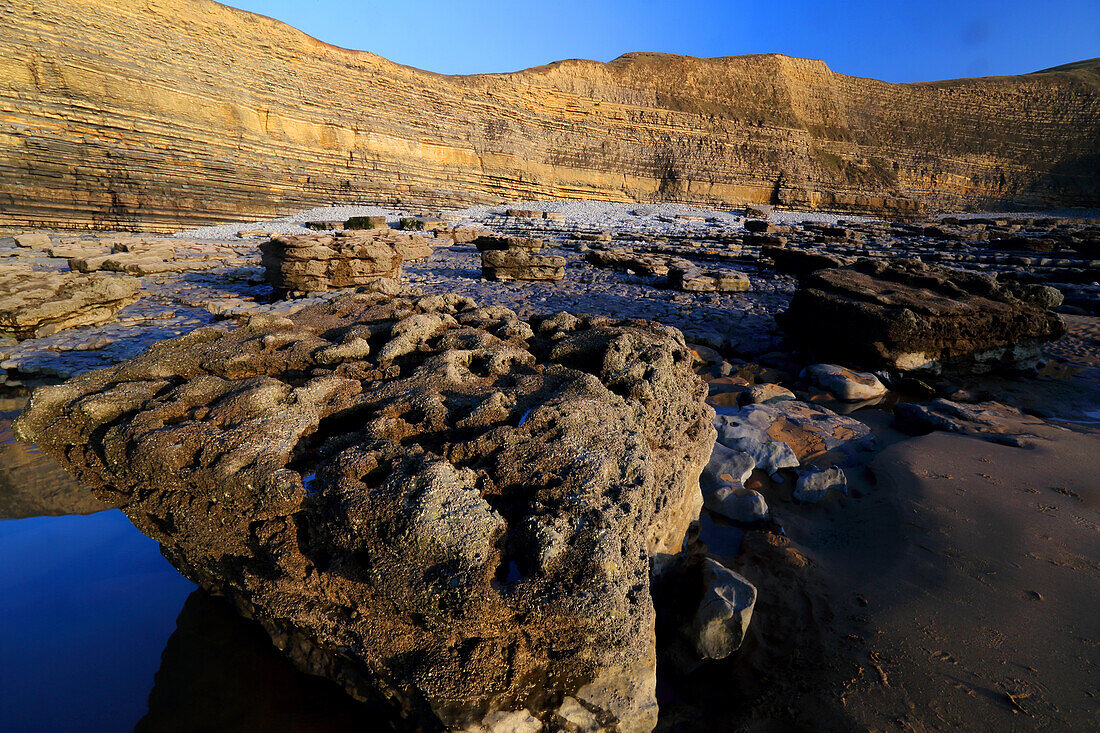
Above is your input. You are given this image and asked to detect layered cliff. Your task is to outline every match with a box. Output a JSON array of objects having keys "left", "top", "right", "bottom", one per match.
[{"left": 1, "top": 0, "right": 1098, "bottom": 231}]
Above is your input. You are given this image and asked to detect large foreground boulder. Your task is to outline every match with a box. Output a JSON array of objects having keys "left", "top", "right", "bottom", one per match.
[
  {"left": 260, "top": 230, "right": 416, "bottom": 292},
  {"left": 15, "top": 293, "right": 716, "bottom": 732},
  {"left": 0, "top": 267, "right": 141, "bottom": 339},
  {"left": 780, "top": 259, "right": 1065, "bottom": 372}
]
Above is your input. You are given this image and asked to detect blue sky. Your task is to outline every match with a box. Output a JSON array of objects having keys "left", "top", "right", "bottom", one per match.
[{"left": 225, "top": 0, "right": 1098, "bottom": 82}]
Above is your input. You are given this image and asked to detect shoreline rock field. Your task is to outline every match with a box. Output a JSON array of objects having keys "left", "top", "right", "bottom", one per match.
[{"left": 2, "top": 200, "right": 1099, "bottom": 732}]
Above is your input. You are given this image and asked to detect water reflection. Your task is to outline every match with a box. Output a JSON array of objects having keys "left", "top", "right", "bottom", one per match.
[
  {"left": 0, "top": 401, "right": 109, "bottom": 520},
  {"left": 138, "top": 591, "right": 392, "bottom": 733},
  {"left": 0, "top": 510, "right": 195, "bottom": 733},
  {"left": 0, "top": 433, "right": 113, "bottom": 519},
  {"left": 0, "top": 406, "right": 401, "bottom": 732}
]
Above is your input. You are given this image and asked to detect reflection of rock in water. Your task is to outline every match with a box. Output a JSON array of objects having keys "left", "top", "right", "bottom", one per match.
[
  {"left": 137, "top": 590, "right": 399, "bottom": 733},
  {"left": 0, "top": 412, "right": 110, "bottom": 518}
]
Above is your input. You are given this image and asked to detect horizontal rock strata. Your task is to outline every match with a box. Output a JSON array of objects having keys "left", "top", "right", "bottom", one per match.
[
  {"left": 15, "top": 293, "right": 716, "bottom": 731},
  {"left": 473, "top": 236, "right": 544, "bottom": 252},
  {"left": 780, "top": 259, "right": 1067, "bottom": 372},
  {"left": 1, "top": 0, "right": 1098, "bottom": 231},
  {"left": 0, "top": 267, "right": 141, "bottom": 339},
  {"left": 584, "top": 251, "right": 691, "bottom": 278}
]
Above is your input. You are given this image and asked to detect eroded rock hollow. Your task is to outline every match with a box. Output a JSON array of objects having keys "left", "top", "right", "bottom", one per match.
[{"left": 15, "top": 291, "right": 716, "bottom": 731}]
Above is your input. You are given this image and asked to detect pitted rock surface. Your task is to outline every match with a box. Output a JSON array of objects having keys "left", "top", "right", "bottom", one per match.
[
  {"left": 780, "top": 258, "right": 1067, "bottom": 372},
  {"left": 0, "top": 267, "right": 141, "bottom": 339},
  {"left": 15, "top": 293, "right": 715, "bottom": 732}
]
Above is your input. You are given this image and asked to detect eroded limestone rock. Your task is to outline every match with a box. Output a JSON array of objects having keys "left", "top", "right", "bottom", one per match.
[
  {"left": 893, "top": 399, "right": 1047, "bottom": 446},
  {"left": 15, "top": 293, "right": 715, "bottom": 732},
  {"left": 804, "top": 364, "right": 888, "bottom": 402},
  {"left": 68, "top": 237, "right": 247, "bottom": 275},
  {"left": 584, "top": 251, "right": 691, "bottom": 278},
  {"left": 0, "top": 267, "right": 141, "bottom": 339},
  {"left": 473, "top": 236, "right": 543, "bottom": 252},
  {"left": 793, "top": 466, "right": 848, "bottom": 504},
  {"left": 713, "top": 400, "right": 874, "bottom": 469}
]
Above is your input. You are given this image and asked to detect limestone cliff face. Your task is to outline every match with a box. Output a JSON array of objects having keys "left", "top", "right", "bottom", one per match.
[{"left": 1, "top": 0, "right": 1097, "bottom": 231}]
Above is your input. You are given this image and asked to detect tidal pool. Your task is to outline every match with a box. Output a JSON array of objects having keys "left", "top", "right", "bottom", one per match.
[{"left": 0, "top": 413, "right": 386, "bottom": 733}]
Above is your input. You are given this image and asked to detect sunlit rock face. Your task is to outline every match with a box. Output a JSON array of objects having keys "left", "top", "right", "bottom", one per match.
[
  {"left": 15, "top": 292, "right": 715, "bottom": 732},
  {"left": 2, "top": 0, "right": 1098, "bottom": 231}
]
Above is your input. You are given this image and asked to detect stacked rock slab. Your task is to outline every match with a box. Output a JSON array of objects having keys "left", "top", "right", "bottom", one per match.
[
  {"left": 481, "top": 249, "right": 566, "bottom": 282},
  {"left": 668, "top": 267, "right": 751, "bottom": 293},
  {"left": 260, "top": 230, "right": 412, "bottom": 292},
  {"left": 780, "top": 258, "right": 1066, "bottom": 372},
  {"left": 15, "top": 293, "right": 716, "bottom": 732},
  {"left": 0, "top": 267, "right": 141, "bottom": 339}
]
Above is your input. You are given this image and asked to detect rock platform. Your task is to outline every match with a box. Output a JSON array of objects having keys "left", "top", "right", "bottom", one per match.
[
  {"left": 781, "top": 258, "right": 1067, "bottom": 372},
  {"left": 0, "top": 266, "right": 141, "bottom": 340}
]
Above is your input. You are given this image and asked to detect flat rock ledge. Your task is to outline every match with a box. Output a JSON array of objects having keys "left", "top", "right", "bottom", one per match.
[
  {"left": 780, "top": 258, "right": 1066, "bottom": 373},
  {"left": 259, "top": 229, "right": 434, "bottom": 292},
  {"left": 15, "top": 292, "right": 716, "bottom": 733},
  {"left": 0, "top": 266, "right": 141, "bottom": 339}
]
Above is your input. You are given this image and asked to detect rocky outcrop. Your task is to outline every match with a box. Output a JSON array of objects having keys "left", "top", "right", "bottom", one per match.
[
  {"left": 1, "top": 0, "right": 1097, "bottom": 231},
  {"left": 0, "top": 266, "right": 141, "bottom": 339},
  {"left": 713, "top": 400, "right": 874, "bottom": 470},
  {"left": 780, "top": 259, "right": 1067, "bottom": 372},
  {"left": 259, "top": 231, "right": 408, "bottom": 292},
  {"left": 762, "top": 246, "right": 855, "bottom": 277},
  {"left": 893, "top": 399, "right": 1048, "bottom": 446},
  {"left": 803, "top": 364, "right": 888, "bottom": 402},
  {"left": 480, "top": 249, "right": 566, "bottom": 282},
  {"left": 15, "top": 293, "right": 716, "bottom": 732}
]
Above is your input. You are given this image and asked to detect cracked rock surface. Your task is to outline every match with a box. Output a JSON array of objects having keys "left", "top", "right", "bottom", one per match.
[{"left": 15, "top": 291, "right": 715, "bottom": 732}]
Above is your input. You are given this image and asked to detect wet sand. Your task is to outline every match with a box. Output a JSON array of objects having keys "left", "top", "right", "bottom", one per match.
[{"left": 659, "top": 377, "right": 1099, "bottom": 731}]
